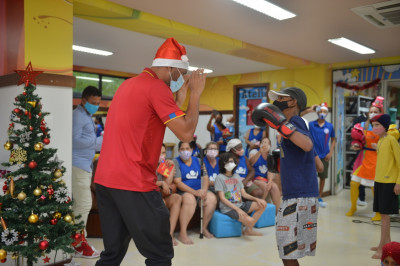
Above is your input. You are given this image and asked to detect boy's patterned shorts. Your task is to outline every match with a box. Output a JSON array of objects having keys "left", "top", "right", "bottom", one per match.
[{"left": 276, "top": 197, "right": 319, "bottom": 260}]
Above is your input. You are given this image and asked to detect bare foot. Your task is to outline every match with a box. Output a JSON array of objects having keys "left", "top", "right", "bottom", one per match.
[
  {"left": 243, "top": 228, "right": 263, "bottom": 236},
  {"left": 371, "top": 252, "right": 382, "bottom": 259},
  {"left": 178, "top": 234, "right": 194, "bottom": 245},
  {"left": 370, "top": 246, "right": 378, "bottom": 251},
  {"left": 172, "top": 237, "right": 178, "bottom": 246},
  {"left": 202, "top": 229, "right": 214, "bottom": 239}
]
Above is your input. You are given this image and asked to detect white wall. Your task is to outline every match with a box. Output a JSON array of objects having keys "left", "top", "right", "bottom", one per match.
[{"left": 0, "top": 85, "right": 73, "bottom": 192}]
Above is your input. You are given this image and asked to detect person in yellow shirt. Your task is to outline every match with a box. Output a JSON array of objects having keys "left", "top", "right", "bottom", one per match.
[{"left": 369, "top": 114, "right": 400, "bottom": 260}]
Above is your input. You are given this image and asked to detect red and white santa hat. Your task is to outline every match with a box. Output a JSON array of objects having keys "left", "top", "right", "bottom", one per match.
[
  {"left": 316, "top": 102, "right": 328, "bottom": 112},
  {"left": 152, "top": 38, "right": 189, "bottom": 70}
]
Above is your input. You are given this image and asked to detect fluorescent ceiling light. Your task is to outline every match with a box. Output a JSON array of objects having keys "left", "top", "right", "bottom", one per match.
[
  {"left": 76, "top": 76, "right": 113, "bottom": 82},
  {"left": 73, "top": 45, "right": 113, "bottom": 56},
  {"left": 328, "top": 37, "right": 375, "bottom": 54},
  {"left": 231, "top": 0, "right": 296, "bottom": 20},
  {"left": 188, "top": 66, "right": 213, "bottom": 74}
]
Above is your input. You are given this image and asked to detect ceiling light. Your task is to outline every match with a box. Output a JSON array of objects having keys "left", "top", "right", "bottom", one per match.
[
  {"left": 188, "top": 66, "right": 213, "bottom": 74},
  {"left": 328, "top": 37, "right": 375, "bottom": 54},
  {"left": 76, "top": 76, "right": 113, "bottom": 82},
  {"left": 231, "top": 0, "right": 296, "bottom": 20},
  {"left": 73, "top": 45, "right": 113, "bottom": 56}
]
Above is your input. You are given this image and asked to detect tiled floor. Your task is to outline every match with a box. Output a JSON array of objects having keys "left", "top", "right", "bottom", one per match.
[{"left": 75, "top": 189, "right": 400, "bottom": 266}]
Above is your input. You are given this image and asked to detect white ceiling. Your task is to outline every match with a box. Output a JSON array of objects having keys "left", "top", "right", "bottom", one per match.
[{"left": 73, "top": 0, "right": 400, "bottom": 77}]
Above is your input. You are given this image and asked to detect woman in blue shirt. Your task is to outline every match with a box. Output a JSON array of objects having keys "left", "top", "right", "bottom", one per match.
[
  {"left": 207, "top": 110, "right": 231, "bottom": 153},
  {"left": 173, "top": 142, "right": 217, "bottom": 244},
  {"left": 203, "top": 141, "right": 220, "bottom": 192}
]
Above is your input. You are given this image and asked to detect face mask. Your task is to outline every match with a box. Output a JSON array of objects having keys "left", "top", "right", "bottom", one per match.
[
  {"left": 159, "top": 155, "right": 166, "bottom": 163},
  {"left": 372, "top": 126, "right": 385, "bottom": 136},
  {"left": 84, "top": 102, "right": 99, "bottom": 115},
  {"left": 224, "top": 162, "right": 236, "bottom": 172},
  {"left": 318, "top": 113, "right": 327, "bottom": 120},
  {"left": 179, "top": 150, "right": 192, "bottom": 161},
  {"left": 207, "top": 149, "right": 218, "bottom": 158},
  {"left": 369, "top": 113, "right": 377, "bottom": 120},
  {"left": 169, "top": 69, "right": 184, "bottom": 93},
  {"left": 273, "top": 100, "right": 291, "bottom": 111}
]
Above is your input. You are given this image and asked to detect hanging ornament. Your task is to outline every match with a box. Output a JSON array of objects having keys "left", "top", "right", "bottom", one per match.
[
  {"left": 43, "top": 137, "right": 50, "bottom": 145},
  {"left": 43, "top": 256, "right": 50, "bottom": 263},
  {"left": 53, "top": 169, "right": 62, "bottom": 179},
  {"left": 17, "top": 191, "right": 26, "bottom": 201},
  {"left": 34, "top": 142, "right": 44, "bottom": 152},
  {"left": 3, "top": 141, "right": 13, "bottom": 150},
  {"left": 24, "top": 110, "right": 28, "bottom": 116},
  {"left": 13, "top": 108, "right": 20, "bottom": 114},
  {"left": 53, "top": 212, "right": 62, "bottom": 220},
  {"left": 54, "top": 187, "right": 69, "bottom": 203},
  {"left": 63, "top": 214, "right": 72, "bottom": 223},
  {"left": 23, "top": 90, "right": 27, "bottom": 96},
  {"left": 2, "top": 184, "right": 7, "bottom": 194},
  {"left": 9, "top": 177, "right": 14, "bottom": 197},
  {"left": 33, "top": 187, "right": 42, "bottom": 196},
  {"left": 58, "top": 179, "right": 66, "bottom": 186},
  {"left": 38, "top": 240, "right": 49, "bottom": 250},
  {"left": 1, "top": 229, "right": 18, "bottom": 246},
  {"left": 15, "top": 61, "right": 43, "bottom": 86},
  {"left": 50, "top": 218, "right": 58, "bottom": 225},
  {"left": 11, "top": 253, "right": 18, "bottom": 260},
  {"left": 39, "top": 195, "right": 46, "bottom": 201},
  {"left": 0, "top": 217, "right": 6, "bottom": 230},
  {"left": 38, "top": 112, "right": 42, "bottom": 117},
  {"left": 20, "top": 131, "right": 32, "bottom": 142},
  {"left": 47, "top": 185, "right": 54, "bottom": 199},
  {"left": 28, "top": 213, "right": 39, "bottom": 224},
  {"left": 28, "top": 160, "right": 37, "bottom": 169},
  {"left": 10, "top": 148, "right": 27, "bottom": 164},
  {"left": 27, "top": 101, "right": 36, "bottom": 108},
  {"left": 0, "top": 250, "right": 5, "bottom": 260},
  {"left": 29, "top": 126, "right": 33, "bottom": 131}
]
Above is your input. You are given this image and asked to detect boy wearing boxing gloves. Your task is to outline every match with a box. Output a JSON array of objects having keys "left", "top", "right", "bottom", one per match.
[{"left": 252, "top": 87, "right": 319, "bottom": 266}]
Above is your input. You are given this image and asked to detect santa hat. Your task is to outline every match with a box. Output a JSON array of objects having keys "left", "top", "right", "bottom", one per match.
[
  {"left": 152, "top": 38, "right": 189, "bottom": 70},
  {"left": 381, "top": 242, "right": 400, "bottom": 265},
  {"left": 316, "top": 102, "right": 328, "bottom": 112},
  {"left": 372, "top": 96, "right": 384, "bottom": 109}
]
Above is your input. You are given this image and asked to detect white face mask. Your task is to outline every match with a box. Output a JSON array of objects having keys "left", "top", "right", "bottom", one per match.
[
  {"left": 224, "top": 162, "right": 236, "bottom": 172},
  {"left": 369, "top": 113, "right": 377, "bottom": 120},
  {"left": 206, "top": 149, "right": 218, "bottom": 158},
  {"left": 179, "top": 150, "right": 192, "bottom": 161}
]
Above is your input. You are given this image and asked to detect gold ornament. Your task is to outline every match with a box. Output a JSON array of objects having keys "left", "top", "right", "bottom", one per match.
[
  {"left": 27, "top": 101, "right": 36, "bottom": 108},
  {"left": 63, "top": 214, "right": 72, "bottom": 223},
  {"left": 33, "top": 187, "right": 42, "bottom": 196},
  {"left": 10, "top": 147, "right": 27, "bottom": 164},
  {"left": 58, "top": 179, "right": 66, "bottom": 186},
  {"left": 10, "top": 177, "right": 15, "bottom": 197},
  {"left": 0, "top": 217, "right": 7, "bottom": 230},
  {"left": 17, "top": 191, "right": 26, "bottom": 201},
  {"left": 11, "top": 253, "right": 18, "bottom": 260},
  {"left": 53, "top": 169, "right": 63, "bottom": 179},
  {"left": 28, "top": 213, "right": 38, "bottom": 224},
  {"left": 0, "top": 249, "right": 6, "bottom": 260},
  {"left": 4, "top": 141, "right": 13, "bottom": 150},
  {"left": 34, "top": 142, "right": 44, "bottom": 152},
  {"left": 53, "top": 212, "right": 62, "bottom": 220}
]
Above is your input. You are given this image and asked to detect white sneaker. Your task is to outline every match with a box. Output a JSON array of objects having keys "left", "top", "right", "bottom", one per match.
[
  {"left": 357, "top": 199, "right": 367, "bottom": 206},
  {"left": 318, "top": 198, "right": 327, "bottom": 208}
]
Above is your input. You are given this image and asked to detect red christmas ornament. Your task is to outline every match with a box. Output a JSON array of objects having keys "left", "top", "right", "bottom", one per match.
[
  {"left": 28, "top": 161, "right": 37, "bottom": 169},
  {"left": 23, "top": 91, "right": 27, "bottom": 96},
  {"left": 43, "top": 256, "right": 50, "bottom": 263},
  {"left": 13, "top": 108, "right": 20, "bottom": 114},
  {"left": 40, "top": 125, "right": 46, "bottom": 132},
  {"left": 40, "top": 195, "right": 46, "bottom": 201},
  {"left": 15, "top": 97, "right": 18, "bottom": 102},
  {"left": 29, "top": 126, "right": 33, "bottom": 131},
  {"left": 47, "top": 188, "right": 54, "bottom": 195},
  {"left": 38, "top": 112, "right": 42, "bottom": 117},
  {"left": 24, "top": 110, "right": 28, "bottom": 116},
  {"left": 15, "top": 61, "right": 43, "bottom": 87},
  {"left": 0, "top": 258, "right": 6, "bottom": 263},
  {"left": 50, "top": 218, "right": 58, "bottom": 225},
  {"left": 2, "top": 185, "right": 7, "bottom": 193},
  {"left": 43, "top": 138, "right": 50, "bottom": 145},
  {"left": 38, "top": 240, "right": 49, "bottom": 250}
]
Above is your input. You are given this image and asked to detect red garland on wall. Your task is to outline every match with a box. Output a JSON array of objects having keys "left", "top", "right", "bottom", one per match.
[{"left": 335, "top": 78, "right": 381, "bottom": 91}]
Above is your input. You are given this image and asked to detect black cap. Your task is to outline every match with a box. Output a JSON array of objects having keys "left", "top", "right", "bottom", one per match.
[
  {"left": 370, "top": 114, "right": 391, "bottom": 131},
  {"left": 268, "top": 87, "right": 307, "bottom": 111}
]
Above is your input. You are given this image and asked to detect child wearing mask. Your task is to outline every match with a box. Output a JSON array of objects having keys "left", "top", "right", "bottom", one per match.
[
  {"left": 203, "top": 142, "right": 220, "bottom": 192},
  {"left": 369, "top": 114, "right": 400, "bottom": 260},
  {"left": 214, "top": 152, "right": 267, "bottom": 236}
]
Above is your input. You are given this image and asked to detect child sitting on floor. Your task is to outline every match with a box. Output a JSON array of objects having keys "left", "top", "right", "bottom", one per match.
[{"left": 214, "top": 152, "right": 267, "bottom": 236}]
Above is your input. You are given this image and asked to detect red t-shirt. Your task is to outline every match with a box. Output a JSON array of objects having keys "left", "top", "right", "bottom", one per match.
[{"left": 94, "top": 68, "right": 184, "bottom": 192}]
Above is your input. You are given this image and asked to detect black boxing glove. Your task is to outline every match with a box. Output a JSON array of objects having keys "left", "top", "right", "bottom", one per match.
[{"left": 251, "top": 103, "right": 297, "bottom": 138}]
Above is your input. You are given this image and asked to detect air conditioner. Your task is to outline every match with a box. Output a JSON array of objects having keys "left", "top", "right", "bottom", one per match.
[{"left": 351, "top": 0, "right": 400, "bottom": 28}]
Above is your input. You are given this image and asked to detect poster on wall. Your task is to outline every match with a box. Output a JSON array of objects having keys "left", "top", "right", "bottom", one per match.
[{"left": 233, "top": 83, "right": 269, "bottom": 149}]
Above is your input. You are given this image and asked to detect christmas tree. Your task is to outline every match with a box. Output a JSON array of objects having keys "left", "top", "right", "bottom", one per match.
[{"left": 0, "top": 63, "right": 83, "bottom": 265}]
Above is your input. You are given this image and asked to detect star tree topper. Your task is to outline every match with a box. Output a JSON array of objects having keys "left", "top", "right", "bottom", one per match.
[{"left": 15, "top": 61, "right": 43, "bottom": 86}]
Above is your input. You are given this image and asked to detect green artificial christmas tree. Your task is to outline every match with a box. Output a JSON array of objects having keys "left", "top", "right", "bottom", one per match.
[{"left": 0, "top": 63, "right": 83, "bottom": 265}]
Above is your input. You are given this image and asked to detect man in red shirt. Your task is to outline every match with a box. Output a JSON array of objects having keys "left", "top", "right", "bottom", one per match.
[{"left": 94, "top": 38, "right": 206, "bottom": 265}]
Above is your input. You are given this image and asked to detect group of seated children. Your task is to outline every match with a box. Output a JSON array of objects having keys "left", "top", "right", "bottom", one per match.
[{"left": 157, "top": 134, "right": 281, "bottom": 245}]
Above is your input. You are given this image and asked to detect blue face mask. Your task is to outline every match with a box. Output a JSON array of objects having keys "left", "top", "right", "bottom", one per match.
[
  {"left": 84, "top": 102, "right": 99, "bottom": 115},
  {"left": 318, "top": 113, "right": 327, "bottom": 120},
  {"left": 169, "top": 69, "right": 184, "bottom": 93}
]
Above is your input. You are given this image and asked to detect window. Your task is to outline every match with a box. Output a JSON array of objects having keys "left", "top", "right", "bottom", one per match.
[{"left": 101, "top": 76, "right": 126, "bottom": 99}]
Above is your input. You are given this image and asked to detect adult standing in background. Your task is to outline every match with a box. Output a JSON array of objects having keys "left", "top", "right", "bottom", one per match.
[
  {"left": 309, "top": 102, "right": 336, "bottom": 208},
  {"left": 72, "top": 85, "right": 103, "bottom": 258},
  {"left": 94, "top": 38, "right": 206, "bottom": 266}
]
